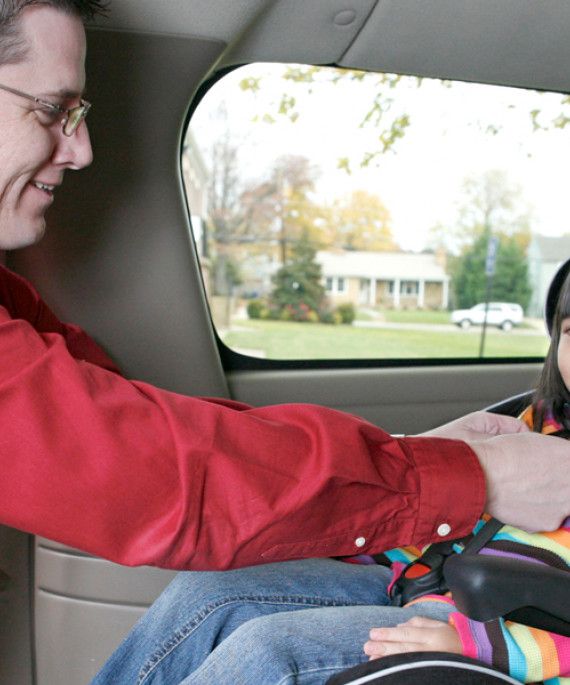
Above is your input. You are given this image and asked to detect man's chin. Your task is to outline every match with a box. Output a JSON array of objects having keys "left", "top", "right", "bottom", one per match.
[{"left": 0, "top": 221, "right": 46, "bottom": 250}]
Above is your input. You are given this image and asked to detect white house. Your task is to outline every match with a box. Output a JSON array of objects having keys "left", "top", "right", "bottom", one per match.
[
  {"left": 317, "top": 249, "right": 450, "bottom": 310},
  {"left": 527, "top": 235, "right": 570, "bottom": 318}
]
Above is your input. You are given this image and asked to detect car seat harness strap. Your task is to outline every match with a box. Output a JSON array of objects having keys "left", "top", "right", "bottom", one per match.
[{"left": 389, "top": 517, "right": 504, "bottom": 606}]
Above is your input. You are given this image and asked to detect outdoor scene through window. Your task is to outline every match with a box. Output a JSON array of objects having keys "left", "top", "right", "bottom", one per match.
[{"left": 182, "top": 63, "right": 570, "bottom": 361}]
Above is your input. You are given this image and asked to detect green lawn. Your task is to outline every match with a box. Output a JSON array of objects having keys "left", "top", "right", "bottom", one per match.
[
  {"left": 380, "top": 309, "right": 452, "bottom": 325},
  {"left": 223, "top": 318, "right": 550, "bottom": 360}
]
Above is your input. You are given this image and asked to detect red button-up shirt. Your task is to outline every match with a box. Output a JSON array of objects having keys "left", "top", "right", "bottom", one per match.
[{"left": 0, "top": 265, "right": 485, "bottom": 570}]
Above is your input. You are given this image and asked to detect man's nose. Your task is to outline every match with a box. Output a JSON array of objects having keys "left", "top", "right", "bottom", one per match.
[{"left": 52, "top": 122, "right": 94, "bottom": 170}]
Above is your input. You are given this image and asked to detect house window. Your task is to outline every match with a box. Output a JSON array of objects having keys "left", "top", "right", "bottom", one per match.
[
  {"left": 325, "top": 277, "right": 347, "bottom": 294},
  {"left": 400, "top": 281, "right": 419, "bottom": 296},
  {"left": 184, "top": 63, "right": 559, "bottom": 361}
]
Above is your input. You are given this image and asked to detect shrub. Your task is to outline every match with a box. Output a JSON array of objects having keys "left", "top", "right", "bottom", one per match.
[
  {"left": 336, "top": 302, "right": 356, "bottom": 324},
  {"left": 285, "top": 301, "right": 317, "bottom": 322},
  {"left": 307, "top": 310, "right": 319, "bottom": 323},
  {"left": 319, "top": 308, "right": 342, "bottom": 325},
  {"left": 266, "top": 304, "right": 283, "bottom": 320},
  {"left": 247, "top": 298, "right": 267, "bottom": 319}
]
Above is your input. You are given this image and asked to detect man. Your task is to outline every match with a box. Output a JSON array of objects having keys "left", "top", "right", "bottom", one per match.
[
  {"left": 2, "top": 3, "right": 570, "bottom": 682},
  {"left": 0, "top": 0, "right": 568, "bottom": 573}
]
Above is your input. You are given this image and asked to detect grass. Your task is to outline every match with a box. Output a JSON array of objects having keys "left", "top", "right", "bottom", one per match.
[
  {"left": 359, "top": 308, "right": 534, "bottom": 327},
  {"left": 381, "top": 309, "right": 451, "bottom": 325},
  {"left": 223, "top": 318, "right": 550, "bottom": 360}
]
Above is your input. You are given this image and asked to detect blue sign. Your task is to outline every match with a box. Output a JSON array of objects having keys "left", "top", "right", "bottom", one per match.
[{"left": 485, "top": 236, "right": 499, "bottom": 276}]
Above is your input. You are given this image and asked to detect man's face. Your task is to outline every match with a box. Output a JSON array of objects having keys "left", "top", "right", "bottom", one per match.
[{"left": 0, "top": 6, "right": 93, "bottom": 250}]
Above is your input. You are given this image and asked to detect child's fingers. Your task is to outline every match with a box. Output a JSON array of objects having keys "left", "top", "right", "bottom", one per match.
[
  {"left": 369, "top": 617, "right": 447, "bottom": 642},
  {"left": 364, "top": 618, "right": 462, "bottom": 660},
  {"left": 363, "top": 637, "right": 422, "bottom": 659}
]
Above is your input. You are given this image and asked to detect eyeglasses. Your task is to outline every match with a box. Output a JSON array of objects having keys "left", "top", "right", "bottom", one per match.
[{"left": 0, "top": 82, "right": 91, "bottom": 136}]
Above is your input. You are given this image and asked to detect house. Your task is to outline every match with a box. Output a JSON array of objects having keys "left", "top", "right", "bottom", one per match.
[
  {"left": 317, "top": 249, "right": 450, "bottom": 310},
  {"left": 527, "top": 235, "right": 570, "bottom": 318}
]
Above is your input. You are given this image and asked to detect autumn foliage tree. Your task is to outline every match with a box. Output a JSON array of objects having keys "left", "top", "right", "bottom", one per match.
[{"left": 324, "top": 190, "right": 397, "bottom": 251}]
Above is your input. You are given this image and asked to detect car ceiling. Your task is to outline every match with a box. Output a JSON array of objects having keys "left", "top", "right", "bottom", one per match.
[{"left": 95, "top": 0, "right": 570, "bottom": 93}]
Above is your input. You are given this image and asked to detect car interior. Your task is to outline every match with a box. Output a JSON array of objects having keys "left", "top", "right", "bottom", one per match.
[{"left": 1, "top": 0, "right": 569, "bottom": 682}]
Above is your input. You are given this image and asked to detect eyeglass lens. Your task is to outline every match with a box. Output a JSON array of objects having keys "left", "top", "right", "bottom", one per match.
[{"left": 63, "top": 104, "right": 90, "bottom": 136}]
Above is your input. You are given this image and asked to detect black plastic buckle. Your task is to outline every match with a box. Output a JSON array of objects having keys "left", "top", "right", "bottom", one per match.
[{"left": 389, "top": 540, "right": 457, "bottom": 607}]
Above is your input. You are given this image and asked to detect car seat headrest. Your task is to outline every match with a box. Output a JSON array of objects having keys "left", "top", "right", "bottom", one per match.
[{"left": 546, "top": 258, "right": 570, "bottom": 338}]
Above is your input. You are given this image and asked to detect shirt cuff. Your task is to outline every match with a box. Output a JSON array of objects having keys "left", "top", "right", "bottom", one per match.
[{"left": 402, "top": 437, "right": 486, "bottom": 546}]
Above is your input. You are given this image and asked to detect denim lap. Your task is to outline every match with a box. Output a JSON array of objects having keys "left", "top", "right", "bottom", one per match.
[
  {"left": 180, "top": 601, "right": 455, "bottom": 685},
  {"left": 91, "top": 558, "right": 451, "bottom": 685}
]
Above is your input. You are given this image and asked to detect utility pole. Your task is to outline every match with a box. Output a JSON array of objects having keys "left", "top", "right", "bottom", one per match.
[{"left": 479, "top": 235, "right": 499, "bottom": 358}]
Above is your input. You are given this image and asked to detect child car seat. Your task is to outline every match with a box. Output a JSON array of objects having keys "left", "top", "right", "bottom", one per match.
[{"left": 327, "top": 258, "right": 570, "bottom": 684}]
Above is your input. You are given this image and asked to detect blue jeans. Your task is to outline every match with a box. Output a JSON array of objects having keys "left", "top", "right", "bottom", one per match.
[{"left": 91, "top": 558, "right": 454, "bottom": 685}]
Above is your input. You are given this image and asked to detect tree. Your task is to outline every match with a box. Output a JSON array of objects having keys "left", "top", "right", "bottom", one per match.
[
  {"left": 240, "top": 66, "right": 416, "bottom": 173},
  {"left": 324, "top": 190, "right": 397, "bottom": 251},
  {"left": 269, "top": 235, "right": 326, "bottom": 319},
  {"left": 455, "top": 170, "right": 531, "bottom": 246},
  {"left": 241, "top": 64, "right": 570, "bottom": 171},
  {"left": 204, "top": 124, "right": 248, "bottom": 296},
  {"left": 450, "top": 233, "right": 531, "bottom": 309},
  {"left": 241, "top": 154, "right": 323, "bottom": 262},
  {"left": 449, "top": 170, "right": 532, "bottom": 309}
]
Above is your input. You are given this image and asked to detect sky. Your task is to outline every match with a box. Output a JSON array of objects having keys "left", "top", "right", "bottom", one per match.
[{"left": 189, "top": 63, "right": 570, "bottom": 252}]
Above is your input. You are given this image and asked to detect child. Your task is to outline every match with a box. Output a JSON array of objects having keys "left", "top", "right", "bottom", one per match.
[{"left": 364, "top": 258, "right": 570, "bottom": 684}]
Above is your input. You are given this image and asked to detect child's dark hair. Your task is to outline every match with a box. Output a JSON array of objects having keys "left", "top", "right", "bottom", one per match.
[{"left": 534, "top": 261, "right": 570, "bottom": 431}]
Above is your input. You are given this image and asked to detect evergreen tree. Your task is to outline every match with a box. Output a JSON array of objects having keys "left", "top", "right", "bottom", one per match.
[
  {"left": 270, "top": 236, "right": 325, "bottom": 318},
  {"left": 450, "top": 232, "right": 531, "bottom": 310}
]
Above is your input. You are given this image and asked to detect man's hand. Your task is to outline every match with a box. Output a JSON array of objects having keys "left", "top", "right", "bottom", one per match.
[
  {"left": 418, "top": 411, "right": 529, "bottom": 442},
  {"left": 363, "top": 617, "right": 462, "bottom": 660},
  {"left": 471, "top": 431, "right": 570, "bottom": 532}
]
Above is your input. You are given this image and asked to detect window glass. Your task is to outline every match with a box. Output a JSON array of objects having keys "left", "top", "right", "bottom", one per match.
[{"left": 183, "top": 63, "right": 570, "bottom": 361}]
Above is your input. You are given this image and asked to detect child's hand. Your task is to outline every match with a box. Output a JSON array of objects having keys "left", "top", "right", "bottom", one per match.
[{"left": 363, "top": 616, "right": 462, "bottom": 660}]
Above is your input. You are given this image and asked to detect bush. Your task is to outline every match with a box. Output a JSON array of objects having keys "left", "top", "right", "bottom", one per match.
[
  {"left": 319, "top": 308, "right": 342, "bottom": 325},
  {"left": 247, "top": 298, "right": 267, "bottom": 320},
  {"left": 266, "top": 304, "right": 283, "bottom": 320},
  {"left": 285, "top": 302, "right": 317, "bottom": 322},
  {"left": 307, "top": 310, "right": 319, "bottom": 323},
  {"left": 336, "top": 302, "right": 356, "bottom": 324}
]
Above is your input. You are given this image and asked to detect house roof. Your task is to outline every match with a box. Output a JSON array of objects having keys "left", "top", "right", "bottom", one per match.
[{"left": 316, "top": 250, "right": 450, "bottom": 282}]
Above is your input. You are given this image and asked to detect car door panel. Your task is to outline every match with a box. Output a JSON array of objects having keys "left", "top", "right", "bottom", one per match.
[{"left": 226, "top": 364, "right": 542, "bottom": 435}]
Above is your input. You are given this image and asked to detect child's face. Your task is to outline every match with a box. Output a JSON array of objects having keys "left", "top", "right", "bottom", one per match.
[{"left": 558, "top": 317, "right": 570, "bottom": 391}]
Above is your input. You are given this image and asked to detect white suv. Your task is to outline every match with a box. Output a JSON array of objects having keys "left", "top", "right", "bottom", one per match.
[{"left": 450, "top": 302, "right": 524, "bottom": 332}]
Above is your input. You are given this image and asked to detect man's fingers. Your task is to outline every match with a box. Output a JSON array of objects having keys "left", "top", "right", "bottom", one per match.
[
  {"left": 481, "top": 412, "right": 530, "bottom": 436},
  {"left": 419, "top": 411, "right": 529, "bottom": 441}
]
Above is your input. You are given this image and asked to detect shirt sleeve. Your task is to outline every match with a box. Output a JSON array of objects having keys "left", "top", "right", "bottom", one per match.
[
  {"left": 0, "top": 268, "right": 485, "bottom": 571},
  {"left": 451, "top": 612, "right": 570, "bottom": 682}
]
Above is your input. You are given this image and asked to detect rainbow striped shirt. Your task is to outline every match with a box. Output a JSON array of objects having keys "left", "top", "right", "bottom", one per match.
[{"left": 382, "top": 406, "right": 570, "bottom": 684}]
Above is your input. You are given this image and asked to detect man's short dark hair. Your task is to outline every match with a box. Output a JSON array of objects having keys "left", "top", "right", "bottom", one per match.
[{"left": 0, "top": 1, "right": 109, "bottom": 65}]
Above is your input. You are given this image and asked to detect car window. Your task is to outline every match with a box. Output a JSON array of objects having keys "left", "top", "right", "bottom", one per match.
[{"left": 182, "top": 63, "right": 570, "bottom": 362}]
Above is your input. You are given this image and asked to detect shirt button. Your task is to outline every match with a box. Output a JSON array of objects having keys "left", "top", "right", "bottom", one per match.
[
  {"left": 355, "top": 536, "right": 366, "bottom": 548},
  {"left": 437, "top": 523, "right": 451, "bottom": 537}
]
